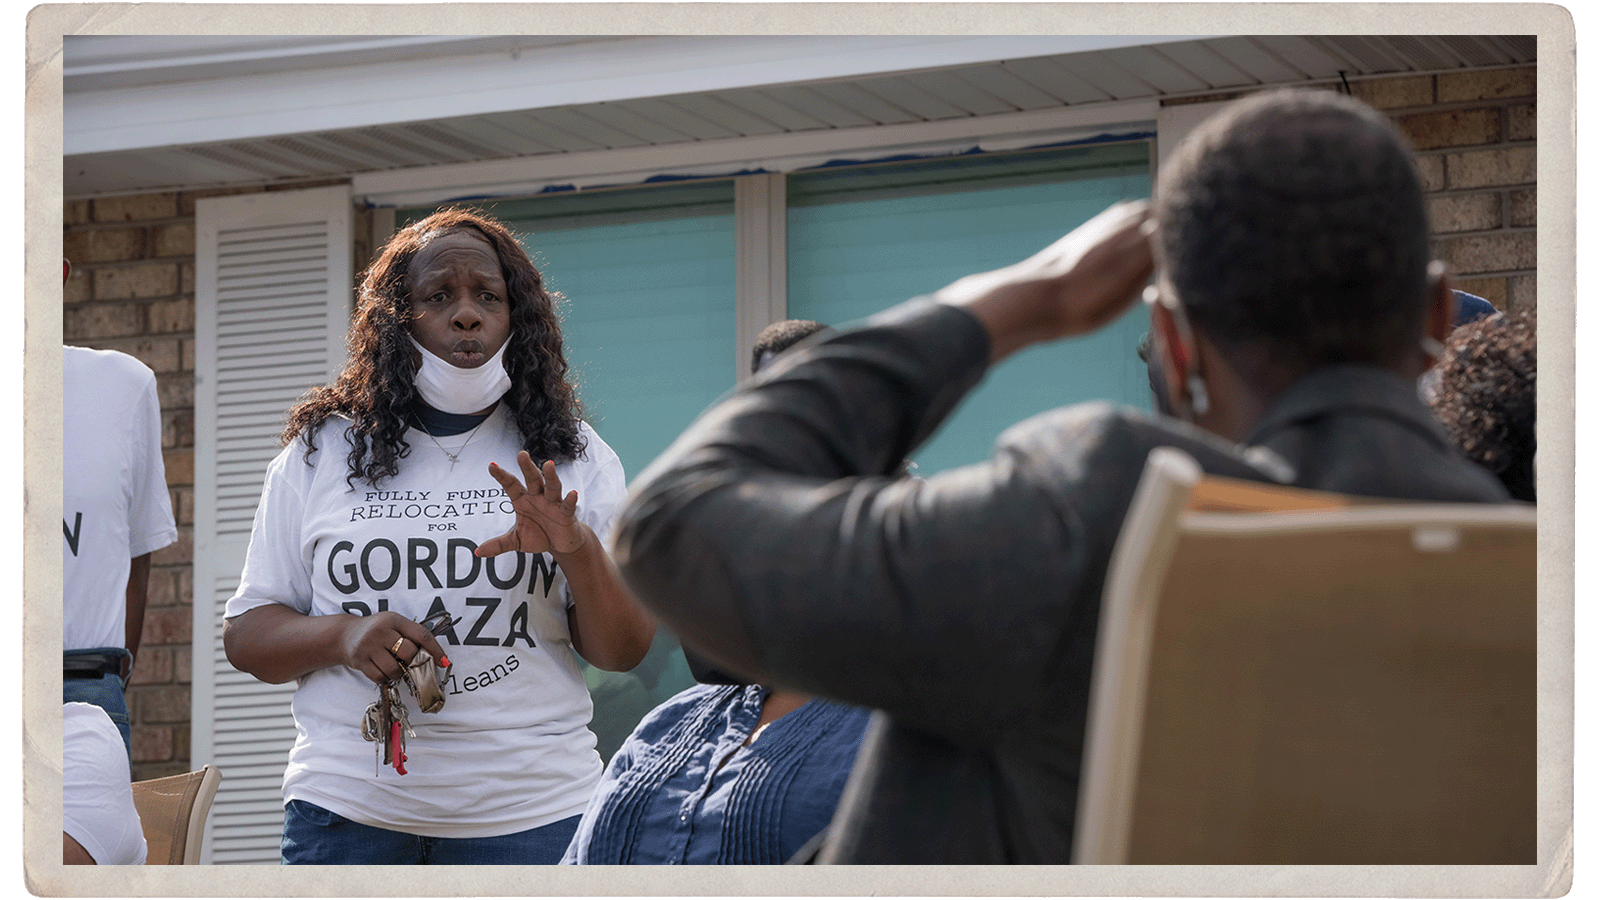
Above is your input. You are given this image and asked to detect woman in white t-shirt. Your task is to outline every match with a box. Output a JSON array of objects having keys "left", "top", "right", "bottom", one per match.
[{"left": 223, "top": 209, "right": 656, "bottom": 864}]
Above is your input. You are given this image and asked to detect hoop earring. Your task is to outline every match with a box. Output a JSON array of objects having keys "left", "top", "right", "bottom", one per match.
[{"left": 1187, "top": 374, "right": 1210, "bottom": 417}]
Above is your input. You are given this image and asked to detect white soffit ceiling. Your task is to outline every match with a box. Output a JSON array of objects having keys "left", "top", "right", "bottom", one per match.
[
  {"left": 65, "top": 36, "right": 1193, "bottom": 153},
  {"left": 63, "top": 34, "right": 1536, "bottom": 199}
]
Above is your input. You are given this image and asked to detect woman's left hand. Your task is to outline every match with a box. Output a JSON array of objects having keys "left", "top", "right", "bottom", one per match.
[
  {"left": 475, "top": 450, "right": 656, "bottom": 670},
  {"left": 476, "top": 451, "right": 586, "bottom": 557}
]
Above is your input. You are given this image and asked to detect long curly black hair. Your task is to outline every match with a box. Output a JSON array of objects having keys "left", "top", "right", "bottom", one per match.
[{"left": 283, "top": 208, "right": 587, "bottom": 487}]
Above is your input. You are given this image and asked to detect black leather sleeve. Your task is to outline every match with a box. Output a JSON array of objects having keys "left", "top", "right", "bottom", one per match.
[
  {"left": 613, "top": 299, "right": 1087, "bottom": 737},
  {"left": 612, "top": 295, "right": 1289, "bottom": 742}
]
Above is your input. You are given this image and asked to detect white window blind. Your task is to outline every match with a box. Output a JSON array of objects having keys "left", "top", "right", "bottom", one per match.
[{"left": 192, "top": 185, "right": 353, "bottom": 864}]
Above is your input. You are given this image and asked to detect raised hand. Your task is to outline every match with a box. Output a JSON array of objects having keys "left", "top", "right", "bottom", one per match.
[
  {"left": 476, "top": 450, "right": 586, "bottom": 557},
  {"left": 934, "top": 200, "right": 1156, "bottom": 362}
]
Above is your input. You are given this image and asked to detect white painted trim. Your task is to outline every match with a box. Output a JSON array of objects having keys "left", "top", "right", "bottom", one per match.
[
  {"left": 1155, "top": 99, "right": 1235, "bottom": 177},
  {"left": 734, "top": 174, "right": 788, "bottom": 384},
  {"left": 67, "top": 35, "right": 1187, "bottom": 155},
  {"left": 65, "top": 36, "right": 541, "bottom": 88},
  {"left": 354, "top": 100, "right": 1160, "bottom": 207}
]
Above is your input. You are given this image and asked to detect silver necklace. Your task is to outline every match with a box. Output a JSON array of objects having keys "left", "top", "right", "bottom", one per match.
[{"left": 414, "top": 416, "right": 481, "bottom": 470}]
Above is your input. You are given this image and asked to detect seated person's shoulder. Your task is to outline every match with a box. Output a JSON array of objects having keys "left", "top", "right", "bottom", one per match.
[
  {"left": 617, "top": 682, "right": 745, "bottom": 752},
  {"left": 996, "top": 402, "right": 1287, "bottom": 486},
  {"left": 63, "top": 703, "right": 147, "bottom": 866},
  {"left": 64, "top": 702, "right": 128, "bottom": 767}
]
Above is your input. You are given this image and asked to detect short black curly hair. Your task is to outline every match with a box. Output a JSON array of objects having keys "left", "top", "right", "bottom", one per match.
[
  {"left": 1427, "top": 308, "right": 1536, "bottom": 501},
  {"left": 751, "top": 319, "right": 833, "bottom": 374},
  {"left": 1155, "top": 89, "right": 1432, "bottom": 383}
]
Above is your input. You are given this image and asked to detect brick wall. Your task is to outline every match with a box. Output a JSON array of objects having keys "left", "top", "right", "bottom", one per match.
[
  {"left": 1352, "top": 65, "right": 1536, "bottom": 312},
  {"left": 1164, "top": 65, "right": 1537, "bottom": 315},
  {"left": 62, "top": 182, "right": 354, "bottom": 780}
]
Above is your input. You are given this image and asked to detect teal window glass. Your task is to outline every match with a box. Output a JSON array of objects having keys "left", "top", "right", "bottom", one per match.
[{"left": 787, "top": 142, "right": 1153, "bottom": 475}]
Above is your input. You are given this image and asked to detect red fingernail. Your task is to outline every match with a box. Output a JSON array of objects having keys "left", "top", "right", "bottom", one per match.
[{"left": 440, "top": 655, "right": 450, "bottom": 667}]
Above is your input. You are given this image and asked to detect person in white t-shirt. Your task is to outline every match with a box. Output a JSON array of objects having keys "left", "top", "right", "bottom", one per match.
[
  {"left": 222, "top": 209, "right": 656, "bottom": 864},
  {"left": 64, "top": 256, "right": 179, "bottom": 755},
  {"left": 63, "top": 702, "right": 147, "bottom": 865}
]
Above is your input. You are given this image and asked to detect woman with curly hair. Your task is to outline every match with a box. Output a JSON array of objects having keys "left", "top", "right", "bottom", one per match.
[
  {"left": 222, "top": 208, "right": 655, "bottom": 864},
  {"left": 1427, "top": 306, "right": 1536, "bottom": 502}
]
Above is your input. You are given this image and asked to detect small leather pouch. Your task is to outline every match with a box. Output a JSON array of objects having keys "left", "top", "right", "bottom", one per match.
[
  {"left": 401, "top": 648, "right": 447, "bottom": 714},
  {"left": 400, "top": 611, "right": 458, "bottom": 714}
]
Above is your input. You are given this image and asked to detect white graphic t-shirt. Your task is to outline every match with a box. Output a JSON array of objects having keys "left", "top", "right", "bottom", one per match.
[
  {"left": 63, "top": 346, "right": 177, "bottom": 651},
  {"left": 225, "top": 407, "right": 625, "bottom": 838}
]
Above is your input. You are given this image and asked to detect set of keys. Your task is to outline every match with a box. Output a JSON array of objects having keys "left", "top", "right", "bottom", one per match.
[
  {"left": 359, "top": 611, "right": 459, "bottom": 777},
  {"left": 361, "top": 682, "right": 414, "bottom": 776}
]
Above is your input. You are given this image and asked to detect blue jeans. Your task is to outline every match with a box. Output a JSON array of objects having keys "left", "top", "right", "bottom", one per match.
[
  {"left": 63, "top": 651, "right": 132, "bottom": 761},
  {"left": 281, "top": 799, "right": 581, "bottom": 864}
]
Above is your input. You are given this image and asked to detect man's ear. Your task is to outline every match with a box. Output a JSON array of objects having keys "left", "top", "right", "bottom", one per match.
[
  {"left": 1150, "top": 301, "right": 1192, "bottom": 406},
  {"left": 1426, "top": 261, "right": 1456, "bottom": 347}
]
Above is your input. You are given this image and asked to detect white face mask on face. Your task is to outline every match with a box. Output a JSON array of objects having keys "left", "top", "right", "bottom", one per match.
[{"left": 410, "top": 336, "right": 513, "bottom": 414}]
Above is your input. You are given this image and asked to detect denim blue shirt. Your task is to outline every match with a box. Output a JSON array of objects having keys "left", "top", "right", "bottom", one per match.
[{"left": 561, "top": 683, "right": 871, "bottom": 864}]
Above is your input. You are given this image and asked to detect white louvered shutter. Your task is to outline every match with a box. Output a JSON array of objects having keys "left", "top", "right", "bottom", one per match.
[{"left": 192, "top": 185, "right": 352, "bottom": 864}]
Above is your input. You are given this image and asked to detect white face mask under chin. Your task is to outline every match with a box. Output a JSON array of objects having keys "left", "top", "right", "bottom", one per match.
[{"left": 410, "top": 337, "right": 513, "bottom": 414}]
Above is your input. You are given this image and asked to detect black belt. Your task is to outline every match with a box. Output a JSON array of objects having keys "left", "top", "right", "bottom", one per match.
[{"left": 64, "top": 651, "right": 123, "bottom": 679}]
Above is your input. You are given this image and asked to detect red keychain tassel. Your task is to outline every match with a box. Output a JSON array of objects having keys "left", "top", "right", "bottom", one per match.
[{"left": 390, "top": 721, "right": 408, "bottom": 775}]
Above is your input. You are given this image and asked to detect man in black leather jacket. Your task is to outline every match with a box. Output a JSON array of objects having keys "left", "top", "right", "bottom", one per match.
[{"left": 610, "top": 89, "right": 1511, "bottom": 863}]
